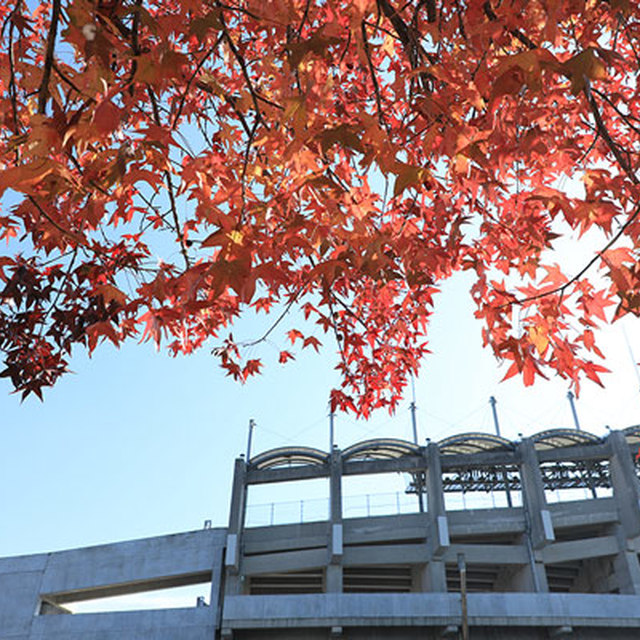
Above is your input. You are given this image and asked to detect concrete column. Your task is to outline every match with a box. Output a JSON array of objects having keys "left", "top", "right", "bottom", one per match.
[
  {"left": 609, "top": 431, "right": 640, "bottom": 536},
  {"left": 607, "top": 430, "right": 640, "bottom": 594},
  {"left": 326, "top": 447, "right": 343, "bottom": 593},
  {"left": 224, "top": 457, "right": 248, "bottom": 596},
  {"left": 423, "top": 442, "right": 448, "bottom": 592},
  {"left": 518, "top": 438, "right": 552, "bottom": 592}
]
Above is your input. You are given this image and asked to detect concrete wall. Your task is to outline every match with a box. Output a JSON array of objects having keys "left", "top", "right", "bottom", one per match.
[
  {"left": 0, "top": 529, "right": 225, "bottom": 640},
  {"left": 4, "top": 428, "right": 640, "bottom": 639}
]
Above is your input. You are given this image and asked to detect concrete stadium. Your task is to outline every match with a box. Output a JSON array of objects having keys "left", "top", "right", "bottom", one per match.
[{"left": 3, "top": 426, "right": 640, "bottom": 639}]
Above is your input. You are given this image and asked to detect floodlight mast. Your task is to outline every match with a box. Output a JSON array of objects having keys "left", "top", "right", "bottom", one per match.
[
  {"left": 246, "top": 419, "right": 256, "bottom": 461},
  {"left": 329, "top": 410, "right": 335, "bottom": 451},
  {"left": 489, "top": 396, "right": 501, "bottom": 437},
  {"left": 408, "top": 376, "right": 425, "bottom": 513},
  {"left": 410, "top": 375, "right": 419, "bottom": 445},
  {"left": 567, "top": 391, "right": 581, "bottom": 431}
]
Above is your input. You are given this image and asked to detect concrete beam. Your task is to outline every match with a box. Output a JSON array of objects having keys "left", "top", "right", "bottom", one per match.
[
  {"left": 32, "top": 606, "right": 214, "bottom": 640},
  {"left": 221, "top": 593, "right": 640, "bottom": 629},
  {"left": 242, "top": 549, "right": 327, "bottom": 576},
  {"left": 44, "top": 571, "right": 213, "bottom": 604},
  {"left": 443, "top": 544, "right": 528, "bottom": 565},
  {"left": 440, "top": 450, "right": 520, "bottom": 469},
  {"left": 246, "top": 465, "right": 329, "bottom": 485},
  {"left": 537, "top": 443, "right": 611, "bottom": 463},
  {"left": 542, "top": 536, "right": 619, "bottom": 565},
  {"left": 244, "top": 533, "right": 329, "bottom": 555},
  {"left": 343, "top": 544, "right": 429, "bottom": 566},
  {"left": 39, "top": 530, "right": 225, "bottom": 598},
  {"left": 342, "top": 457, "right": 425, "bottom": 477},
  {"left": 549, "top": 498, "right": 617, "bottom": 530},
  {"left": 344, "top": 513, "right": 427, "bottom": 544},
  {"left": 448, "top": 508, "right": 525, "bottom": 538}
]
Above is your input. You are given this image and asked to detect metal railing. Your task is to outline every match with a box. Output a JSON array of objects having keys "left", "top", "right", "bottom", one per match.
[{"left": 245, "top": 491, "right": 423, "bottom": 527}]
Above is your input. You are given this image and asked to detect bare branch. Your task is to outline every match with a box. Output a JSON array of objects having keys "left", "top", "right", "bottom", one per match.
[
  {"left": 38, "top": 0, "right": 62, "bottom": 114},
  {"left": 146, "top": 86, "right": 191, "bottom": 269},
  {"left": 361, "top": 20, "right": 390, "bottom": 133},
  {"left": 172, "top": 36, "right": 224, "bottom": 129}
]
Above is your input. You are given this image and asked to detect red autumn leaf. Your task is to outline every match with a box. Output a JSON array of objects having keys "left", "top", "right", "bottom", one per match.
[
  {"left": 86, "top": 320, "right": 120, "bottom": 352},
  {"left": 278, "top": 350, "right": 295, "bottom": 364},
  {"left": 92, "top": 100, "right": 122, "bottom": 135},
  {"left": 242, "top": 358, "right": 263, "bottom": 379},
  {"left": 302, "top": 335, "right": 322, "bottom": 352},
  {"left": 287, "top": 329, "right": 304, "bottom": 345},
  {"left": 1, "top": 0, "right": 637, "bottom": 414}
]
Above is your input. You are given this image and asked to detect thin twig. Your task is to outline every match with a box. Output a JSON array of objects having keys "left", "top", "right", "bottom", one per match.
[
  {"left": 52, "top": 62, "right": 87, "bottom": 98},
  {"left": 296, "top": 0, "right": 311, "bottom": 38},
  {"left": 146, "top": 86, "right": 190, "bottom": 268},
  {"left": 591, "top": 86, "right": 640, "bottom": 138},
  {"left": 27, "top": 196, "right": 85, "bottom": 245},
  {"left": 510, "top": 200, "right": 640, "bottom": 307},
  {"left": 172, "top": 36, "right": 224, "bottom": 129},
  {"left": 240, "top": 289, "right": 303, "bottom": 347},
  {"left": 585, "top": 80, "right": 638, "bottom": 184},
  {"left": 240, "top": 120, "right": 259, "bottom": 221}
]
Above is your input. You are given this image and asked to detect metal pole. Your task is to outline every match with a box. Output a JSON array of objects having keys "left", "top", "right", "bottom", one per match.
[
  {"left": 329, "top": 411, "right": 335, "bottom": 450},
  {"left": 567, "top": 391, "right": 581, "bottom": 430},
  {"left": 458, "top": 553, "right": 469, "bottom": 640},
  {"left": 246, "top": 418, "right": 256, "bottom": 461},
  {"left": 489, "top": 395, "right": 501, "bottom": 437},
  {"left": 410, "top": 401, "right": 419, "bottom": 445},
  {"left": 410, "top": 375, "right": 419, "bottom": 444},
  {"left": 622, "top": 325, "right": 640, "bottom": 393},
  {"left": 410, "top": 376, "right": 425, "bottom": 513},
  {"left": 490, "top": 396, "right": 512, "bottom": 507}
]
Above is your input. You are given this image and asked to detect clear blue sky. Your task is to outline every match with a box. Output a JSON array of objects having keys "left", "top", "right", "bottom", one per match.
[{"left": 2, "top": 267, "right": 640, "bottom": 559}]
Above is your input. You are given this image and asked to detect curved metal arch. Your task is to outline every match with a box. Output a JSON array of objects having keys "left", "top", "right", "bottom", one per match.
[
  {"left": 249, "top": 446, "right": 329, "bottom": 470},
  {"left": 623, "top": 425, "right": 640, "bottom": 447},
  {"left": 341, "top": 438, "right": 421, "bottom": 462},
  {"left": 437, "top": 432, "right": 515, "bottom": 455},
  {"left": 532, "top": 428, "right": 602, "bottom": 450}
]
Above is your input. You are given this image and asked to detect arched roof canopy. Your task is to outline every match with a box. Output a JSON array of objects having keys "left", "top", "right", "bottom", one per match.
[
  {"left": 249, "top": 446, "right": 328, "bottom": 470},
  {"left": 532, "top": 428, "right": 601, "bottom": 451},
  {"left": 623, "top": 425, "right": 640, "bottom": 447},
  {"left": 437, "top": 432, "right": 515, "bottom": 455},
  {"left": 342, "top": 438, "right": 421, "bottom": 462}
]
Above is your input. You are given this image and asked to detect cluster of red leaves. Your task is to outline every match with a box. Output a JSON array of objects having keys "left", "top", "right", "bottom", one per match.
[{"left": 1, "top": 0, "right": 639, "bottom": 414}]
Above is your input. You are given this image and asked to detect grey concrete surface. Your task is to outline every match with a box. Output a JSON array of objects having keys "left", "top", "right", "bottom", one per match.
[{"left": 3, "top": 428, "right": 640, "bottom": 639}]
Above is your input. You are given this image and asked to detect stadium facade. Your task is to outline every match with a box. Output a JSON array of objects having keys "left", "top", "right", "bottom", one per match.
[{"left": 3, "top": 427, "right": 640, "bottom": 639}]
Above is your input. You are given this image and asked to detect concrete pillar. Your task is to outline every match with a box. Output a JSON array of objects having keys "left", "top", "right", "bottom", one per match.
[
  {"left": 326, "top": 447, "right": 343, "bottom": 593},
  {"left": 518, "top": 438, "right": 552, "bottom": 592},
  {"left": 607, "top": 430, "right": 640, "bottom": 594},
  {"left": 224, "top": 457, "right": 248, "bottom": 596},
  {"left": 423, "top": 442, "right": 449, "bottom": 592},
  {"left": 609, "top": 431, "right": 640, "bottom": 536}
]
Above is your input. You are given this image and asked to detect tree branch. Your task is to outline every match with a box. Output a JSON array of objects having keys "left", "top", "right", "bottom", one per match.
[
  {"left": 38, "top": 0, "right": 62, "bottom": 114},
  {"left": 510, "top": 200, "right": 640, "bottom": 307},
  {"left": 146, "top": 86, "right": 190, "bottom": 269},
  {"left": 361, "top": 20, "right": 390, "bottom": 133},
  {"left": 585, "top": 80, "right": 639, "bottom": 184},
  {"left": 172, "top": 37, "right": 223, "bottom": 129}
]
